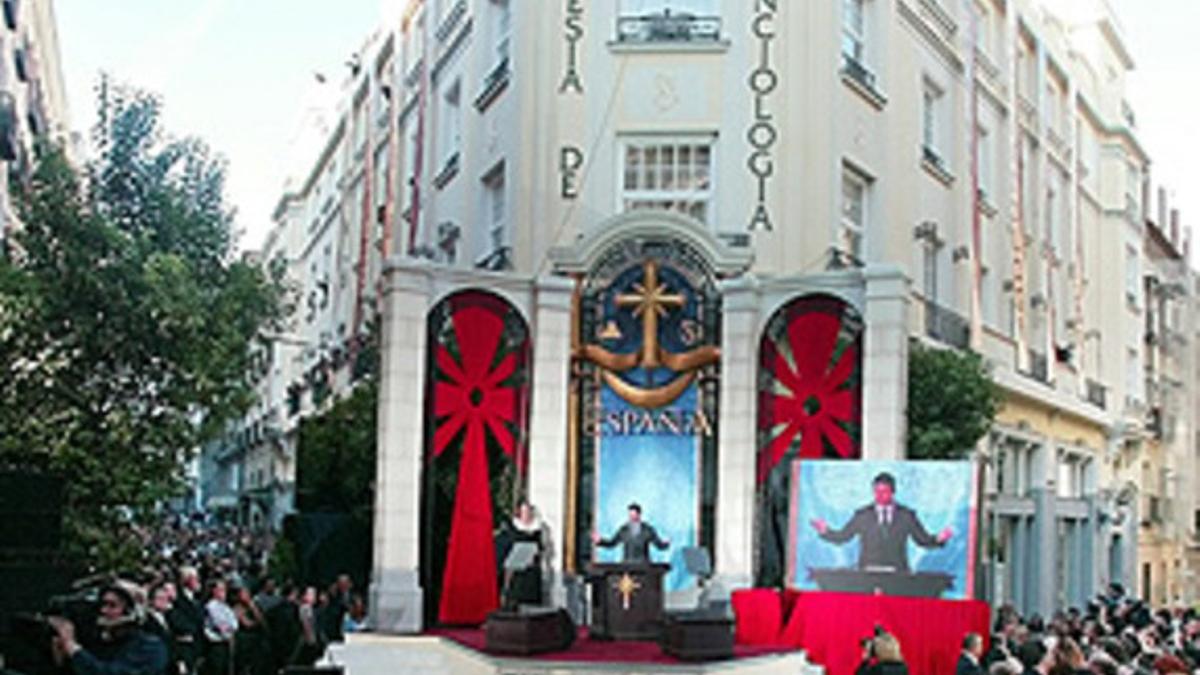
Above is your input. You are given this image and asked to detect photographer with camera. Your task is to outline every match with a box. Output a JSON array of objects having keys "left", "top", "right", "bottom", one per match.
[{"left": 47, "top": 581, "right": 168, "bottom": 675}]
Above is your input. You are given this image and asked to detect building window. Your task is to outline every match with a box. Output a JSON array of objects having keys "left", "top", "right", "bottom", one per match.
[
  {"left": 1126, "top": 347, "right": 1141, "bottom": 407},
  {"left": 620, "top": 136, "right": 714, "bottom": 224},
  {"left": 922, "top": 79, "right": 947, "bottom": 168},
  {"left": 1125, "top": 245, "right": 1140, "bottom": 308},
  {"left": 840, "top": 166, "right": 868, "bottom": 264},
  {"left": 977, "top": 124, "right": 992, "bottom": 200},
  {"left": 617, "top": 0, "right": 721, "bottom": 42},
  {"left": 842, "top": 0, "right": 866, "bottom": 64},
  {"left": 436, "top": 78, "right": 463, "bottom": 183},
  {"left": 481, "top": 164, "right": 507, "bottom": 258},
  {"left": 492, "top": 0, "right": 511, "bottom": 63}
]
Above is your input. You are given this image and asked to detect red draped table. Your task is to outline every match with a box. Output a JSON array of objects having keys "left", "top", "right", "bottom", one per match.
[{"left": 732, "top": 589, "right": 990, "bottom": 675}]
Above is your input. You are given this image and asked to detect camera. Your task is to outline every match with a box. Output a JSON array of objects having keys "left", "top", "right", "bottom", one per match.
[{"left": 3, "top": 589, "right": 100, "bottom": 675}]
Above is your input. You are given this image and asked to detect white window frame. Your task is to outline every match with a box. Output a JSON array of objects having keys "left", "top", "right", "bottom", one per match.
[
  {"left": 977, "top": 123, "right": 993, "bottom": 199},
  {"left": 480, "top": 163, "right": 507, "bottom": 259},
  {"left": 922, "top": 78, "right": 946, "bottom": 163},
  {"left": 840, "top": 165, "right": 869, "bottom": 263},
  {"left": 617, "top": 134, "right": 717, "bottom": 226},
  {"left": 1125, "top": 244, "right": 1141, "bottom": 308},
  {"left": 439, "top": 77, "right": 462, "bottom": 168},
  {"left": 491, "top": 0, "right": 511, "bottom": 65},
  {"left": 842, "top": 0, "right": 866, "bottom": 64}
]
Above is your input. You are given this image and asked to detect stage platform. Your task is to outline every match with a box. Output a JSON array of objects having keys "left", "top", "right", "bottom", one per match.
[{"left": 332, "top": 629, "right": 822, "bottom": 675}]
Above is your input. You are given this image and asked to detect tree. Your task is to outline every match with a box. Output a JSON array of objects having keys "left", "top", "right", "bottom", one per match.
[
  {"left": 906, "top": 342, "right": 1000, "bottom": 460},
  {"left": 0, "top": 78, "right": 285, "bottom": 571}
]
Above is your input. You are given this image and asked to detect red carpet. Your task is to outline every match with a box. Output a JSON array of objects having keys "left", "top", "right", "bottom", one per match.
[{"left": 428, "top": 627, "right": 795, "bottom": 664}]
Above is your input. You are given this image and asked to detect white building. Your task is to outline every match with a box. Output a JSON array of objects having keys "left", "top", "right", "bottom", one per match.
[{"left": 216, "top": 0, "right": 1198, "bottom": 625}]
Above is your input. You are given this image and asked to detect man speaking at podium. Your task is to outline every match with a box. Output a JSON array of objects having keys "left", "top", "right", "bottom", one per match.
[
  {"left": 592, "top": 502, "right": 670, "bottom": 562},
  {"left": 810, "top": 472, "right": 952, "bottom": 572}
]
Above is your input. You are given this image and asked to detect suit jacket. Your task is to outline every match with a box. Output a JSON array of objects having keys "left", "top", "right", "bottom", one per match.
[
  {"left": 166, "top": 592, "right": 204, "bottom": 671},
  {"left": 819, "top": 502, "right": 942, "bottom": 572},
  {"left": 956, "top": 653, "right": 983, "bottom": 675},
  {"left": 597, "top": 522, "right": 668, "bottom": 563}
]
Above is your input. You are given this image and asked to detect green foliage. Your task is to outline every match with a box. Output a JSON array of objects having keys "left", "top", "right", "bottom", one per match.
[
  {"left": 268, "top": 536, "right": 300, "bottom": 584},
  {"left": 0, "top": 77, "right": 285, "bottom": 570},
  {"left": 295, "top": 330, "right": 379, "bottom": 523},
  {"left": 906, "top": 342, "right": 1000, "bottom": 460}
]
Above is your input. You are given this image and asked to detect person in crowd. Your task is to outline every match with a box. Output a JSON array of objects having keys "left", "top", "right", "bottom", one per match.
[
  {"left": 230, "top": 586, "right": 270, "bottom": 675},
  {"left": 167, "top": 568, "right": 204, "bottom": 675},
  {"left": 866, "top": 633, "right": 909, "bottom": 675},
  {"left": 292, "top": 587, "right": 324, "bottom": 667},
  {"left": 48, "top": 581, "right": 169, "bottom": 675},
  {"left": 251, "top": 578, "right": 281, "bottom": 615},
  {"left": 343, "top": 594, "right": 368, "bottom": 634},
  {"left": 202, "top": 581, "right": 237, "bottom": 675},
  {"left": 265, "top": 584, "right": 301, "bottom": 675},
  {"left": 958, "top": 633, "right": 985, "bottom": 675},
  {"left": 145, "top": 582, "right": 179, "bottom": 675},
  {"left": 321, "top": 575, "right": 353, "bottom": 644}
]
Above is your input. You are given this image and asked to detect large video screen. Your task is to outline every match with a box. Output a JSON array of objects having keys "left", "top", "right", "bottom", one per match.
[{"left": 789, "top": 459, "right": 978, "bottom": 600}]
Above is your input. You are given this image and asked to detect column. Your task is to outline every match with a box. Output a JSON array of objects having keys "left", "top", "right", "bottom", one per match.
[
  {"left": 1012, "top": 516, "right": 1027, "bottom": 614},
  {"left": 861, "top": 265, "right": 910, "bottom": 460},
  {"left": 1029, "top": 441, "right": 1057, "bottom": 617},
  {"left": 527, "top": 275, "right": 574, "bottom": 606},
  {"left": 370, "top": 263, "right": 432, "bottom": 633},
  {"left": 713, "top": 275, "right": 759, "bottom": 590}
]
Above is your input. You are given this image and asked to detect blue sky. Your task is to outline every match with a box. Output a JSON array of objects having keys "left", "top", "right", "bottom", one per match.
[
  {"left": 57, "top": 0, "right": 391, "bottom": 249},
  {"left": 56, "top": 1, "right": 1197, "bottom": 255}
]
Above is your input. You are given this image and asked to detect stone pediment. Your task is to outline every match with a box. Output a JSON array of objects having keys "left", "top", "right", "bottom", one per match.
[{"left": 548, "top": 211, "right": 753, "bottom": 279}]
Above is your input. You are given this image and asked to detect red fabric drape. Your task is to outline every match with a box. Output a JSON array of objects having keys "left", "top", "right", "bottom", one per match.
[
  {"left": 731, "top": 589, "right": 783, "bottom": 646},
  {"left": 432, "top": 304, "right": 521, "bottom": 624},
  {"left": 732, "top": 590, "right": 989, "bottom": 675}
]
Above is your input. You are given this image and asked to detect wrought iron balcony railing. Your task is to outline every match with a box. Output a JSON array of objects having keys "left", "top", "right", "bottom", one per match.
[{"left": 616, "top": 11, "right": 721, "bottom": 43}]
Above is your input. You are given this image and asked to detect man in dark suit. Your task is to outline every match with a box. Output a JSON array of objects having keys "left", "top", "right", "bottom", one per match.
[
  {"left": 591, "top": 503, "right": 670, "bottom": 563},
  {"left": 956, "top": 633, "right": 985, "bottom": 675},
  {"left": 810, "top": 472, "right": 952, "bottom": 572},
  {"left": 167, "top": 567, "right": 205, "bottom": 675}
]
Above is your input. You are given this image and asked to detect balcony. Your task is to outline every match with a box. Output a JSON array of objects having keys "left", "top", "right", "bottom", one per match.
[
  {"left": 474, "top": 57, "right": 510, "bottom": 112},
  {"left": 841, "top": 53, "right": 877, "bottom": 91},
  {"left": 924, "top": 300, "right": 970, "bottom": 350},
  {"left": 1085, "top": 378, "right": 1107, "bottom": 410},
  {"left": 1026, "top": 349, "right": 1049, "bottom": 384},
  {"left": 616, "top": 11, "right": 721, "bottom": 43}
]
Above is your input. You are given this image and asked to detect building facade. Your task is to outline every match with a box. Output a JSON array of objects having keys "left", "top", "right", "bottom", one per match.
[
  {"left": 217, "top": 0, "right": 1197, "bottom": 626},
  {"left": 0, "top": 0, "right": 72, "bottom": 254}
]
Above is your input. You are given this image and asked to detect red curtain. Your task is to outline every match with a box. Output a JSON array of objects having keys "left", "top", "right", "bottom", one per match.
[{"left": 733, "top": 590, "right": 990, "bottom": 675}]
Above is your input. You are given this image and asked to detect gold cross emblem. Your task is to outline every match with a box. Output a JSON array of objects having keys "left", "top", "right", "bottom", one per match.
[
  {"left": 615, "top": 260, "right": 685, "bottom": 368},
  {"left": 612, "top": 572, "right": 642, "bottom": 611}
]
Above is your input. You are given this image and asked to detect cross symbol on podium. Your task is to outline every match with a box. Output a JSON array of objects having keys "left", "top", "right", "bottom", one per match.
[{"left": 612, "top": 572, "right": 642, "bottom": 611}]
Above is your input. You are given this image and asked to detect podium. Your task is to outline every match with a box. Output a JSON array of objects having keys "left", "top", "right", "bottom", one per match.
[
  {"left": 809, "top": 568, "right": 953, "bottom": 598},
  {"left": 585, "top": 562, "right": 669, "bottom": 640}
]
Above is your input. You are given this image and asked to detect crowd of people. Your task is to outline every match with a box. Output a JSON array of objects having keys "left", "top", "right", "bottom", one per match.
[
  {"left": 852, "top": 584, "right": 1200, "bottom": 675},
  {"left": 42, "top": 520, "right": 367, "bottom": 675}
]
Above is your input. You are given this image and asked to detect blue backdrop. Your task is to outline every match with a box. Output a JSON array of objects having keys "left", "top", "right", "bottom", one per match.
[
  {"left": 792, "top": 460, "right": 975, "bottom": 599},
  {"left": 594, "top": 376, "right": 699, "bottom": 592}
]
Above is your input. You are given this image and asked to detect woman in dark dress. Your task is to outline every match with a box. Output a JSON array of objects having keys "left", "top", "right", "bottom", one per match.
[{"left": 501, "top": 501, "right": 548, "bottom": 608}]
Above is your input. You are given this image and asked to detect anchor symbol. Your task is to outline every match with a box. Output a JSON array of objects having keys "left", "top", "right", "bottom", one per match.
[{"left": 578, "top": 260, "right": 719, "bottom": 408}]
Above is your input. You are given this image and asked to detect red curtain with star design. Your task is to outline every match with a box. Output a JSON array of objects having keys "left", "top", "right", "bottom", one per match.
[
  {"left": 757, "top": 295, "right": 863, "bottom": 480},
  {"left": 425, "top": 291, "right": 530, "bottom": 625}
]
